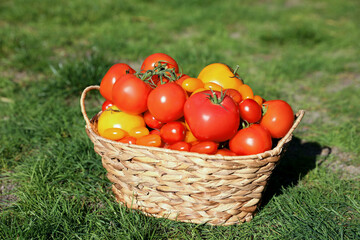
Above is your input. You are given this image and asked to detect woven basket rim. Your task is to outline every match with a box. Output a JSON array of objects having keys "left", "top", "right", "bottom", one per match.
[{"left": 81, "top": 85, "right": 305, "bottom": 161}]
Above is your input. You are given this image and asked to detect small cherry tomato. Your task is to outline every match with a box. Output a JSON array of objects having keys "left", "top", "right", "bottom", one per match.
[
  {"left": 215, "top": 149, "right": 237, "bottom": 156},
  {"left": 190, "top": 141, "right": 218, "bottom": 155},
  {"left": 129, "top": 126, "right": 150, "bottom": 139},
  {"left": 253, "top": 95, "right": 263, "bottom": 106},
  {"left": 118, "top": 136, "right": 137, "bottom": 144},
  {"left": 147, "top": 82, "right": 187, "bottom": 122},
  {"left": 229, "top": 124, "right": 272, "bottom": 155},
  {"left": 238, "top": 84, "right": 254, "bottom": 100},
  {"left": 175, "top": 74, "right": 190, "bottom": 86},
  {"left": 160, "top": 121, "right": 186, "bottom": 144},
  {"left": 181, "top": 78, "right": 204, "bottom": 92},
  {"left": 225, "top": 89, "right": 242, "bottom": 104},
  {"left": 144, "top": 111, "right": 164, "bottom": 129},
  {"left": 239, "top": 99, "right": 262, "bottom": 123},
  {"left": 102, "top": 128, "right": 128, "bottom": 141},
  {"left": 136, "top": 134, "right": 162, "bottom": 147},
  {"left": 102, "top": 100, "right": 114, "bottom": 111},
  {"left": 168, "top": 141, "right": 191, "bottom": 152}
]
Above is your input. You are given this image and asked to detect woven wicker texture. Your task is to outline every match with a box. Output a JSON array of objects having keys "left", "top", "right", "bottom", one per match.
[{"left": 81, "top": 85, "right": 305, "bottom": 225}]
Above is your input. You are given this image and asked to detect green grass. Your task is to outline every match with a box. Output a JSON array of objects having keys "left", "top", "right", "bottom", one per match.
[{"left": 1, "top": 0, "right": 360, "bottom": 239}]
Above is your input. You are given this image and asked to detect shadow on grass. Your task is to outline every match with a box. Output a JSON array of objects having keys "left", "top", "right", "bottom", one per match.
[{"left": 259, "top": 137, "right": 331, "bottom": 210}]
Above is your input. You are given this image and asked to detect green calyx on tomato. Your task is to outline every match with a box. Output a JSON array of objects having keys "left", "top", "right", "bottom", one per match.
[
  {"left": 203, "top": 88, "right": 227, "bottom": 106},
  {"left": 136, "top": 61, "right": 179, "bottom": 88}
]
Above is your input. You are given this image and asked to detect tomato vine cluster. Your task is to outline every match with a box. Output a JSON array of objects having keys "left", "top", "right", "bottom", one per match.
[{"left": 97, "top": 53, "right": 295, "bottom": 156}]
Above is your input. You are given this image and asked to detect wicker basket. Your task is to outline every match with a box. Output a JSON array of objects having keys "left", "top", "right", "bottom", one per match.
[{"left": 80, "top": 85, "right": 305, "bottom": 225}]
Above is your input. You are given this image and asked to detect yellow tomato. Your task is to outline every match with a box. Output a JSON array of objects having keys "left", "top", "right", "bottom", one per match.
[
  {"left": 102, "top": 128, "right": 128, "bottom": 141},
  {"left": 197, "top": 63, "right": 243, "bottom": 90},
  {"left": 129, "top": 126, "right": 150, "bottom": 139},
  {"left": 97, "top": 106, "right": 145, "bottom": 137},
  {"left": 181, "top": 78, "right": 204, "bottom": 92},
  {"left": 204, "top": 82, "right": 223, "bottom": 91}
]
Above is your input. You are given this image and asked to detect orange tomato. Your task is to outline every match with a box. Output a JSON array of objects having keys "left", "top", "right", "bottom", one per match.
[
  {"left": 136, "top": 134, "right": 162, "bottom": 147},
  {"left": 129, "top": 126, "right": 150, "bottom": 139},
  {"left": 184, "top": 130, "right": 197, "bottom": 143},
  {"left": 238, "top": 84, "right": 254, "bottom": 100},
  {"left": 253, "top": 95, "right": 263, "bottom": 106},
  {"left": 102, "top": 128, "right": 128, "bottom": 141}
]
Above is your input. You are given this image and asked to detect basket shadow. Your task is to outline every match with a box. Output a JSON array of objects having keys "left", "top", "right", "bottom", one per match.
[{"left": 258, "top": 136, "right": 330, "bottom": 210}]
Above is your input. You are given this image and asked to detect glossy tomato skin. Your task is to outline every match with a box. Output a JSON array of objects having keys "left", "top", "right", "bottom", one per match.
[
  {"left": 229, "top": 124, "right": 272, "bottom": 155},
  {"left": 184, "top": 90, "right": 240, "bottom": 142},
  {"left": 136, "top": 134, "right": 162, "bottom": 147},
  {"left": 118, "top": 136, "right": 137, "bottom": 144},
  {"left": 190, "top": 141, "right": 218, "bottom": 155},
  {"left": 112, "top": 74, "right": 152, "bottom": 114},
  {"left": 97, "top": 106, "right": 145, "bottom": 137},
  {"left": 147, "top": 82, "right": 187, "bottom": 122},
  {"left": 239, "top": 99, "right": 262, "bottom": 123},
  {"left": 144, "top": 111, "right": 164, "bottom": 129},
  {"left": 141, "top": 53, "right": 179, "bottom": 73},
  {"left": 197, "top": 63, "right": 243, "bottom": 90},
  {"left": 100, "top": 63, "right": 135, "bottom": 101},
  {"left": 260, "top": 100, "right": 294, "bottom": 138},
  {"left": 215, "top": 149, "right": 237, "bottom": 156},
  {"left": 102, "top": 100, "right": 113, "bottom": 111},
  {"left": 160, "top": 121, "right": 186, "bottom": 144},
  {"left": 168, "top": 141, "right": 191, "bottom": 152}
]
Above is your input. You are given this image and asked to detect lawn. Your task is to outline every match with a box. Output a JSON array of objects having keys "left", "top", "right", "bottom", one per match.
[{"left": 1, "top": 0, "right": 360, "bottom": 239}]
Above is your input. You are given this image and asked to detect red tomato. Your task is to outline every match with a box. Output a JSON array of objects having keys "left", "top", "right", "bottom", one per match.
[
  {"left": 229, "top": 124, "right": 272, "bottom": 155},
  {"left": 112, "top": 74, "right": 152, "bottom": 114},
  {"left": 136, "top": 134, "right": 162, "bottom": 147},
  {"left": 260, "top": 100, "right": 294, "bottom": 138},
  {"left": 239, "top": 99, "right": 262, "bottom": 123},
  {"left": 100, "top": 63, "right": 135, "bottom": 101},
  {"left": 147, "top": 82, "right": 187, "bottom": 122},
  {"left": 102, "top": 100, "right": 113, "bottom": 111},
  {"left": 144, "top": 111, "right": 164, "bottom": 129},
  {"left": 141, "top": 53, "right": 179, "bottom": 73},
  {"left": 168, "top": 141, "right": 191, "bottom": 151},
  {"left": 190, "top": 141, "right": 218, "bottom": 155},
  {"left": 118, "top": 136, "right": 137, "bottom": 144},
  {"left": 215, "top": 149, "right": 237, "bottom": 156},
  {"left": 160, "top": 121, "right": 186, "bottom": 144},
  {"left": 184, "top": 90, "right": 240, "bottom": 142}
]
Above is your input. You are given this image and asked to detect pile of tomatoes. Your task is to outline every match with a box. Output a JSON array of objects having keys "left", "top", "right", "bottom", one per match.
[{"left": 97, "top": 53, "right": 294, "bottom": 156}]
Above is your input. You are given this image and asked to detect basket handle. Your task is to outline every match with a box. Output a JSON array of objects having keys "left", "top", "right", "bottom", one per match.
[
  {"left": 272, "top": 109, "right": 305, "bottom": 155},
  {"left": 80, "top": 85, "right": 100, "bottom": 128}
]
